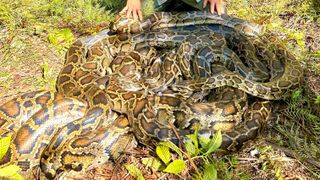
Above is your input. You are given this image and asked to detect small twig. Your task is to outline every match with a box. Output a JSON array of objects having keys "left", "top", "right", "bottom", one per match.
[
  {"left": 159, "top": 174, "right": 168, "bottom": 180},
  {"left": 266, "top": 141, "right": 320, "bottom": 170},
  {"left": 237, "top": 157, "right": 259, "bottom": 161},
  {"left": 168, "top": 122, "right": 182, "bottom": 149},
  {"left": 168, "top": 122, "right": 200, "bottom": 174},
  {"left": 111, "top": 135, "right": 136, "bottom": 179},
  {"left": 121, "top": 172, "right": 130, "bottom": 180},
  {"left": 280, "top": 110, "right": 315, "bottom": 137}
]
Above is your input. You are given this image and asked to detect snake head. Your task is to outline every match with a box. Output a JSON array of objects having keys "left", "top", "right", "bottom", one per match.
[{"left": 110, "top": 14, "right": 142, "bottom": 34}]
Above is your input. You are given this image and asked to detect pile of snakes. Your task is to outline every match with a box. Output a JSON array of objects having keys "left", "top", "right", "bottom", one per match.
[{"left": 0, "top": 11, "right": 303, "bottom": 179}]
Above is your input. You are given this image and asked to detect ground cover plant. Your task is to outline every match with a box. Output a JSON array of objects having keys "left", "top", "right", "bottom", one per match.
[{"left": 0, "top": 0, "right": 319, "bottom": 179}]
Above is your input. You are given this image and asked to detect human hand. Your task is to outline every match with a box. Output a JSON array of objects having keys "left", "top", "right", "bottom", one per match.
[
  {"left": 203, "top": 0, "right": 225, "bottom": 15},
  {"left": 121, "top": 0, "right": 143, "bottom": 21}
]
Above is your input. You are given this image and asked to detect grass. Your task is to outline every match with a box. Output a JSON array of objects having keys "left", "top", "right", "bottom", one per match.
[
  {"left": 227, "top": 0, "right": 320, "bottom": 178},
  {"left": 0, "top": 0, "right": 319, "bottom": 179},
  {"left": 0, "top": 0, "right": 116, "bottom": 97}
]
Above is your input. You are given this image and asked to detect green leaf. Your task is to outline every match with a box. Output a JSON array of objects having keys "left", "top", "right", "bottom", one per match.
[
  {"left": 156, "top": 145, "right": 171, "bottom": 165},
  {"left": 185, "top": 126, "right": 201, "bottom": 155},
  {"left": 0, "top": 164, "right": 24, "bottom": 180},
  {"left": 287, "top": 31, "right": 305, "bottom": 48},
  {"left": 291, "top": 90, "right": 301, "bottom": 102},
  {"left": 0, "top": 71, "right": 9, "bottom": 78},
  {"left": 186, "top": 134, "right": 198, "bottom": 148},
  {"left": 43, "top": 62, "right": 49, "bottom": 80},
  {"left": 203, "top": 130, "right": 222, "bottom": 155},
  {"left": 0, "top": 136, "right": 11, "bottom": 160},
  {"left": 190, "top": 124, "right": 200, "bottom": 146},
  {"left": 124, "top": 164, "right": 145, "bottom": 180},
  {"left": 275, "top": 168, "right": 283, "bottom": 179},
  {"left": 185, "top": 142, "right": 196, "bottom": 157},
  {"left": 158, "top": 141, "right": 183, "bottom": 158},
  {"left": 265, "top": 22, "right": 281, "bottom": 31},
  {"left": 315, "top": 96, "right": 320, "bottom": 104},
  {"left": 163, "top": 160, "right": 186, "bottom": 174},
  {"left": 5, "top": 172, "right": 24, "bottom": 180},
  {"left": 199, "top": 136, "right": 210, "bottom": 149},
  {"left": 141, "top": 157, "right": 162, "bottom": 171},
  {"left": 203, "top": 163, "right": 217, "bottom": 180},
  {"left": 229, "top": 155, "right": 239, "bottom": 166},
  {"left": 47, "top": 28, "right": 74, "bottom": 50}
]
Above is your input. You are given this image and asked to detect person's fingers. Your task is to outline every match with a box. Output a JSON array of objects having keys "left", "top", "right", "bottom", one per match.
[
  {"left": 133, "top": 10, "right": 138, "bottom": 21},
  {"left": 216, "top": 0, "right": 222, "bottom": 15},
  {"left": 138, "top": 10, "right": 143, "bottom": 21},
  {"left": 126, "top": 8, "right": 132, "bottom": 18},
  {"left": 203, "top": 0, "right": 208, "bottom": 8},
  {"left": 210, "top": 1, "right": 215, "bottom": 14}
]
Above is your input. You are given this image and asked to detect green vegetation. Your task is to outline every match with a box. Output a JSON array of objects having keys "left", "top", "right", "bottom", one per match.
[
  {"left": 0, "top": 0, "right": 116, "bottom": 93},
  {"left": 124, "top": 164, "right": 145, "bottom": 180},
  {"left": 227, "top": 0, "right": 320, "bottom": 178},
  {"left": 0, "top": 136, "right": 24, "bottom": 180},
  {"left": 140, "top": 130, "right": 222, "bottom": 179},
  {"left": 0, "top": 0, "right": 113, "bottom": 31}
]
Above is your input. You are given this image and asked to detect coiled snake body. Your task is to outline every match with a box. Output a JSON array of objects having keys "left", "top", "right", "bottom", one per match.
[{"left": 0, "top": 11, "right": 302, "bottom": 178}]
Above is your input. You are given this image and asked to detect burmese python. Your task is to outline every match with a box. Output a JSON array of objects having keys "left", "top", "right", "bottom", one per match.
[{"left": 0, "top": 11, "right": 303, "bottom": 179}]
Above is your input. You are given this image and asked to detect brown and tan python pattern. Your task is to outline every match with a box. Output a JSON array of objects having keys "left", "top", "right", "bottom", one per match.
[
  {"left": 0, "top": 91, "right": 87, "bottom": 173},
  {"left": 0, "top": 11, "right": 302, "bottom": 178}
]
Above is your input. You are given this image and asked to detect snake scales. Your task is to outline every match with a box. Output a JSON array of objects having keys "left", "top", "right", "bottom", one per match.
[{"left": 0, "top": 11, "right": 303, "bottom": 178}]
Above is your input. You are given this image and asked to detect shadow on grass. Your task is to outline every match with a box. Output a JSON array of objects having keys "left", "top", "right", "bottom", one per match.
[{"left": 311, "top": 0, "right": 320, "bottom": 14}]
